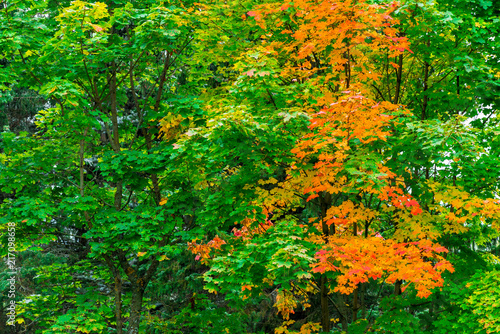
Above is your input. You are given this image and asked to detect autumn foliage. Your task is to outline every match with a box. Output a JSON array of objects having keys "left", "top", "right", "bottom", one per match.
[
  {"left": 1, "top": 0, "right": 499, "bottom": 333},
  {"left": 189, "top": 0, "right": 500, "bottom": 332}
]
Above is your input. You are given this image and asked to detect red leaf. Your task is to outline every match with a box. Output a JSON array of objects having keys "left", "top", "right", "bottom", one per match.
[
  {"left": 411, "top": 207, "right": 423, "bottom": 215},
  {"left": 247, "top": 11, "right": 262, "bottom": 20},
  {"left": 245, "top": 69, "right": 256, "bottom": 77},
  {"left": 306, "top": 193, "right": 319, "bottom": 202}
]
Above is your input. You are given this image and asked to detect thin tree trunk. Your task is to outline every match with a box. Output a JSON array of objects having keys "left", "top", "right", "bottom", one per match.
[
  {"left": 421, "top": 40, "right": 430, "bottom": 121},
  {"left": 320, "top": 275, "right": 331, "bottom": 332},
  {"left": 114, "top": 276, "right": 124, "bottom": 334},
  {"left": 394, "top": 53, "right": 403, "bottom": 104},
  {"left": 78, "top": 128, "right": 90, "bottom": 250},
  {"left": 108, "top": 60, "right": 126, "bottom": 333},
  {"left": 361, "top": 283, "right": 366, "bottom": 319},
  {"left": 319, "top": 192, "right": 332, "bottom": 332},
  {"left": 104, "top": 255, "right": 124, "bottom": 334},
  {"left": 352, "top": 288, "right": 359, "bottom": 322}
]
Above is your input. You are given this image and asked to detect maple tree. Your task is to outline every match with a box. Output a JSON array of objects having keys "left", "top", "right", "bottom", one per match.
[
  {"left": 0, "top": 0, "right": 499, "bottom": 333},
  {"left": 186, "top": 0, "right": 500, "bottom": 332},
  {"left": 0, "top": 0, "right": 203, "bottom": 333}
]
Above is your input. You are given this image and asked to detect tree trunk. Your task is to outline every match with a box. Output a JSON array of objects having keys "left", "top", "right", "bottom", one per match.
[
  {"left": 352, "top": 287, "right": 359, "bottom": 322},
  {"left": 127, "top": 286, "right": 145, "bottom": 334},
  {"left": 114, "top": 275, "right": 124, "bottom": 334},
  {"left": 338, "top": 293, "right": 349, "bottom": 331},
  {"left": 421, "top": 39, "right": 430, "bottom": 121},
  {"left": 320, "top": 275, "right": 331, "bottom": 332},
  {"left": 394, "top": 53, "right": 403, "bottom": 104},
  {"left": 394, "top": 280, "right": 402, "bottom": 296},
  {"left": 361, "top": 283, "right": 366, "bottom": 319},
  {"left": 319, "top": 192, "right": 332, "bottom": 332}
]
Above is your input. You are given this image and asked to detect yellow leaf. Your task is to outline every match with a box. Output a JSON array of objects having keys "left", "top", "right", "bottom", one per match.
[{"left": 138, "top": 252, "right": 147, "bottom": 257}]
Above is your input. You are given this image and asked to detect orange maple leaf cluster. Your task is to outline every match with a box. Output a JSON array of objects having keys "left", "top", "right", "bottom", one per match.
[
  {"left": 188, "top": 236, "right": 226, "bottom": 264},
  {"left": 232, "top": 219, "right": 273, "bottom": 239},
  {"left": 189, "top": 216, "right": 273, "bottom": 264},
  {"left": 380, "top": 186, "right": 424, "bottom": 216},
  {"left": 253, "top": 1, "right": 410, "bottom": 97},
  {"left": 312, "top": 237, "right": 453, "bottom": 298}
]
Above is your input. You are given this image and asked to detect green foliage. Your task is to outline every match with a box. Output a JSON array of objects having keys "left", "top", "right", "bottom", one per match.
[
  {"left": 144, "top": 294, "right": 255, "bottom": 334},
  {"left": 434, "top": 269, "right": 500, "bottom": 334},
  {"left": 0, "top": 0, "right": 499, "bottom": 333}
]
